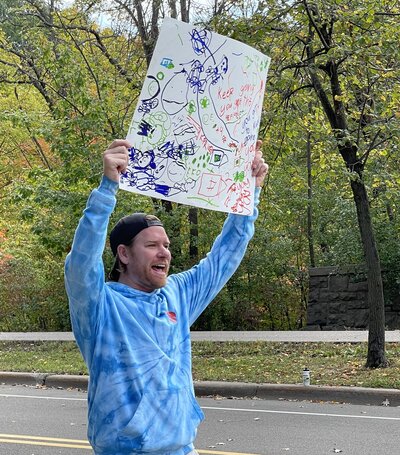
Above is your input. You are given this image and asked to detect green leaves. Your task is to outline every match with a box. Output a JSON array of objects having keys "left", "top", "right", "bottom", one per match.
[{"left": 0, "top": 0, "right": 399, "bottom": 333}]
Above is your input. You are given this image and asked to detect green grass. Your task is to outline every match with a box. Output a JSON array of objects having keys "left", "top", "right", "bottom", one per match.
[{"left": 1, "top": 341, "right": 400, "bottom": 389}]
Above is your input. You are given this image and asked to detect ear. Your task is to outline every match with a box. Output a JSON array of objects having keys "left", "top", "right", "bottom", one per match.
[{"left": 117, "top": 244, "right": 130, "bottom": 265}]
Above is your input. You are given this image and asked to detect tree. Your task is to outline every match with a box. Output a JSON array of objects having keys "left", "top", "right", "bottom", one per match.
[
  {"left": 250, "top": 0, "right": 399, "bottom": 366},
  {"left": 0, "top": 0, "right": 147, "bottom": 329}
]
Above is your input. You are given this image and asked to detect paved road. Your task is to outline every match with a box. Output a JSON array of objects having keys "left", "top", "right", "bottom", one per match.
[
  {"left": 2, "top": 330, "right": 400, "bottom": 342},
  {"left": 1, "top": 384, "right": 400, "bottom": 455}
]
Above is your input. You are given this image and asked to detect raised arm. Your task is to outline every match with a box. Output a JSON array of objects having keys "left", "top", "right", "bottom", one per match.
[{"left": 64, "top": 140, "right": 130, "bottom": 358}]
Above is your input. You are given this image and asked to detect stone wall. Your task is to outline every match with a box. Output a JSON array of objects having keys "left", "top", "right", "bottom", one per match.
[{"left": 307, "top": 266, "right": 400, "bottom": 330}]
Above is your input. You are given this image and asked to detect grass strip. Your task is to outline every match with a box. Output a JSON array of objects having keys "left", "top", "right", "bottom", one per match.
[{"left": 1, "top": 341, "right": 400, "bottom": 389}]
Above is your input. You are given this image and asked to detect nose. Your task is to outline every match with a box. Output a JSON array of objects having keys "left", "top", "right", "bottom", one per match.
[{"left": 157, "top": 246, "right": 170, "bottom": 258}]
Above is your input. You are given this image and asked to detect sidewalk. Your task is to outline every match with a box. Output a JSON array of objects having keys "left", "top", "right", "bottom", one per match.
[{"left": 1, "top": 331, "right": 400, "bottom": 406}]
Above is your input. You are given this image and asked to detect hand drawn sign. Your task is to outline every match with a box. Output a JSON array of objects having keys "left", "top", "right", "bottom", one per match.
[{"left": 121, "top": 18, "right": 270, "bottom": 215}]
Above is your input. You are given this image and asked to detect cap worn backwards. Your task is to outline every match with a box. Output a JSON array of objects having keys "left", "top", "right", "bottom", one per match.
[{"left": 109, "top": 213, "right": 164, "bottom": 256}]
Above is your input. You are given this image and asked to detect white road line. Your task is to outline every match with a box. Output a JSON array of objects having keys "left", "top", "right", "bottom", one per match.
[
  {"left": 2, "top": 394, "right": 399, "bottom": 422},
  {"left": 202, "top": 406, "right": 400, "bottom": 421},
  {"left": 0, "top": 393, "right": 86, "bottom": 401}
]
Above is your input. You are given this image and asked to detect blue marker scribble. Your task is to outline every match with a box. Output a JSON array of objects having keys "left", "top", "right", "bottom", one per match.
[
  {"left": 207, "top": 56, "right": 228, "bottom": 85},
  {"left": 138, "top": 76, "right": 160, "bottom": 114},
  {"left": 190, "top": 29, "right": 212, "bottom": 58},
  {"left": 187, "top": 60, "right": 206, "bottom": 94},
  {"left": 137, "top": 120, "right": 155, "bottom": 137},
  {"left": 121, "top": 140, "right": 197, "bottom": 197},
  {"left": 154, "top": 184, "right": 170, "bottom": 196}
]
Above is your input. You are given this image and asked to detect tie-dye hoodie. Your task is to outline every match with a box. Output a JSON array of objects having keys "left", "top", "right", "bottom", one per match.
[{"left": 65, "top": 176, "right": 260, "bottom": 455}]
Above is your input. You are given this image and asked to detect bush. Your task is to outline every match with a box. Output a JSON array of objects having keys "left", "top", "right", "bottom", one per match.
[{"left": 0, "top": 255, "right": 70, "bottom": 331}]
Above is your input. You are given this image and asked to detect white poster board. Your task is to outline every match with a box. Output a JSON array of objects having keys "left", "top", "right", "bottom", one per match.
[{"left": 121, "top": 18, "right": 270, "bottom": 215}]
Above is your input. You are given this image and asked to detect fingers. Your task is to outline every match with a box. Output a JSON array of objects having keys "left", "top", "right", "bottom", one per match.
[
  {"left": 103, "top": 139, "right": 131, "bottom": 182},
  {"left": 251, "top": 141, "right": 265, "bottom": 175},
  {"left": 108, "top": 139, "right": 132, "bottom": 150},
  {"left": 252, "top": 157, "right": 269, "bottom": 179},
  {"left": 252, "top": 140, "right": 269, "bottom": 187}
]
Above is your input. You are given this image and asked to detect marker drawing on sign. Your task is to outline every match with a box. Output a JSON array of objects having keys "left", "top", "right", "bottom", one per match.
[{"left": 121, "top": 18, "right": 270, "bottom": 214}]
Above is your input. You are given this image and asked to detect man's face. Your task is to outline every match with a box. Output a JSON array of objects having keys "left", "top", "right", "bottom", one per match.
[{"left": 121, "top": 226, "right": 171, "bottom": 292}]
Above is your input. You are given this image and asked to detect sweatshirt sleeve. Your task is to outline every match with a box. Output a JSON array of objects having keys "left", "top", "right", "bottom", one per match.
[
  {"left": 171, "top": 187, "right": 262, "bottom": 325},
  {"left": 64, "top": 176, "right": 118, "bottom": 355}
]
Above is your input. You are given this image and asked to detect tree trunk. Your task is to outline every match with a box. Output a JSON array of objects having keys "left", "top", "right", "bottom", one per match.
[
  {"left": 188, "top": 207, "right": 198, "bottom": 263},
  {"left": 305, "top": 17, "right": 387, "bottom": 367},
  {"left": 350, "top": 178, "right": 387, "bottom": 367},
  {"left": 180, "top": 0, "right": 190, "bottom": 22},
  {"left": 306, "top": 130, "right": 315, "bottom": 268}
]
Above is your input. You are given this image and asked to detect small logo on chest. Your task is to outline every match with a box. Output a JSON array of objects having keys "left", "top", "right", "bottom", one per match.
[{"left": 166, "top": 311, "right": 177, "bottom": 323}]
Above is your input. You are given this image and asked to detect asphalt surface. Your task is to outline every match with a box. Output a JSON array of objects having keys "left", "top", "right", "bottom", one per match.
[{"left": 1, "top": 331, "right": 400, "bottom": 407}]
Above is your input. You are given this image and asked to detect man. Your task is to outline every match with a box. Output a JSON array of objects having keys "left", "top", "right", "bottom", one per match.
[{"left": 65, "top": 139, "right": 268, "bottom": 455}]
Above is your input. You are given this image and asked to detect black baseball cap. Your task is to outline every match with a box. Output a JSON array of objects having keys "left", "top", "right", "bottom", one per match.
[{"left": 108, "top": 213, "right": 163, "bottom": 281}]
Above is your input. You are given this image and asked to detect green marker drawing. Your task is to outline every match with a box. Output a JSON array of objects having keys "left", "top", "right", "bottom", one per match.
[
  {"left": 200, "top": 97, "right": 210, "bottom": 108},
  {"left": 187, "top": 100, "right": 196, "bottom": 115},
  {"left": 187, "top": 196, "right": 219, "bottom": 207},
  {"left": 234, "top": 170, "right": 245, "bottom": 182}
]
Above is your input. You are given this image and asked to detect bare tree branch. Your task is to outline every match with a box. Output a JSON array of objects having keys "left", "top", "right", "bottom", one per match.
[{"left": 20, "top": 9, "right": 140, "bottom": 86}]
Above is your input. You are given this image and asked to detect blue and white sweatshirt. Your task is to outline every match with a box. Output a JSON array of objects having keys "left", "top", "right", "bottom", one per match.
[{"left": 65, "top": 176, "right": 260, "bottom": 455}]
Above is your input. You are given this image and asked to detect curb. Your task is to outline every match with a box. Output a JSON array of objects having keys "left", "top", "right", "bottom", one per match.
[
  {"left": 0, "top": 372, "right": 88, "bottom": 389},
  {"left": 0, "top": 372, "right": 48, "bottom": 387},
  {"left": 44, "top": 374, "right": 90, "bottom": 390},
  {"left": 1, "top": 372, "right": 400, "bottom": 406},
  {"left": 195, "top": 381, "right": 400, "bottom": 406}
]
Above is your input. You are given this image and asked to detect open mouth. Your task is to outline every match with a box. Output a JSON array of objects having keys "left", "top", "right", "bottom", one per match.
[{"left": 152, "top": 264, "right": 168, "bottom": 275}]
